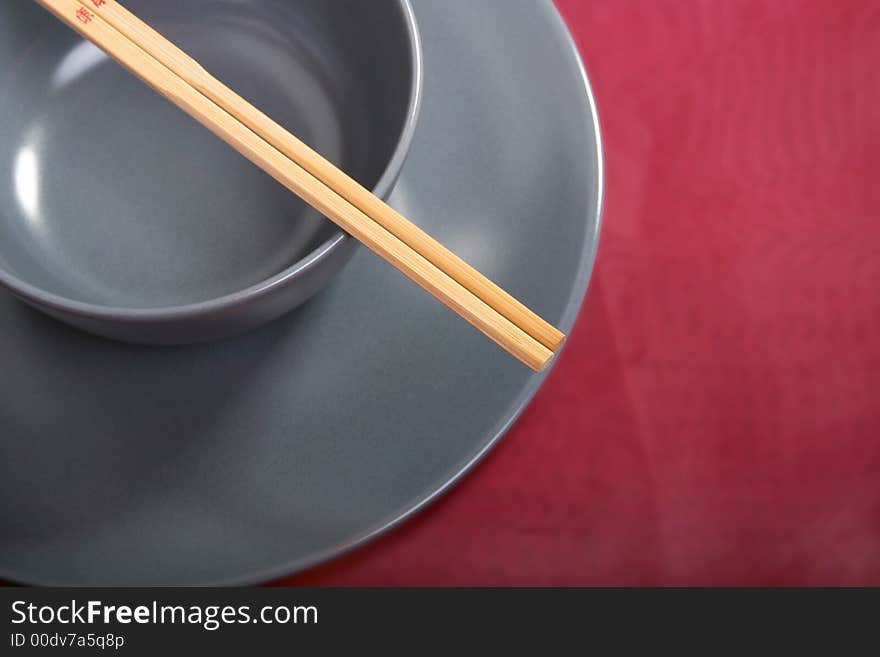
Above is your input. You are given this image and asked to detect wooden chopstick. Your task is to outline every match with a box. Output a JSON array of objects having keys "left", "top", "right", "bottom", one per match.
[
  {"left": 66, "top": 0, "right": 566, "bottom": 354},
  {"left": 36, "top": 0, "right": 554, "bottom": 371}
]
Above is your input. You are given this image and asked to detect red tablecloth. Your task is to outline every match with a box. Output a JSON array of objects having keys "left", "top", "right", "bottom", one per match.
[{"left": 280, "top": 0, "right": 880, "bottom": 586}]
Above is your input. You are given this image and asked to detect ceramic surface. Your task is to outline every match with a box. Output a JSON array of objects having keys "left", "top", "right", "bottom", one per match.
[
  {"left": 0, "top": 0, "right": 421, "bottom": 343},
  {"left": 0, "top": 0, "right": 602, "bottom": 585}
]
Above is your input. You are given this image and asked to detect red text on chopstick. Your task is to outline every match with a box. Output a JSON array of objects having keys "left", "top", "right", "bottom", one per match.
[{"left": 75, "top": 7, "right": 94, "bottom": 24}]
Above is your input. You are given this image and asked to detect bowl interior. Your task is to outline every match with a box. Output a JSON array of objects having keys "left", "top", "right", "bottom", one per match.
[{"left": 0, "top": 0, "right": 416, "bottom": 309}]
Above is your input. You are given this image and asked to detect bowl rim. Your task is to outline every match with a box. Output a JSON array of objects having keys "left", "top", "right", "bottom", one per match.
[{"left": 0, "top": 0, "right": 423, "bottom": 324}]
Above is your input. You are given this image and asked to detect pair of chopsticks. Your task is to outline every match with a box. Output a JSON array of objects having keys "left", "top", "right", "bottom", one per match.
[{"left": 35, "top": 0, "right": 566, "bottom": 371}]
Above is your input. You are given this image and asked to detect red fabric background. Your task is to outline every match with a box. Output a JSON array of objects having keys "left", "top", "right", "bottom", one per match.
[{"left": 279, "top": 0, "right": 880, "bottom": 586}]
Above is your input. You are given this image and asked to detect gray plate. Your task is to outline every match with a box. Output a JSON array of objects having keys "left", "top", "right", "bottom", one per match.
[{"left": 0, "top": 0, "right": 602, "bottom": 586}]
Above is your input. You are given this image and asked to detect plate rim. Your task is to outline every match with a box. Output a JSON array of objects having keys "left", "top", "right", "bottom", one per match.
[
  {"left": 0, "top": 0, "right": 604, "bottom": 587},
  {"left": 222, "top": 0, "right": 605, "bottom": 587}
]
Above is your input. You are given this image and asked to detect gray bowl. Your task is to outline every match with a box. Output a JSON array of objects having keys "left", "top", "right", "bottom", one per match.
[{"left": 0, "top": 0, "right": 421, "bottom": 344}]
